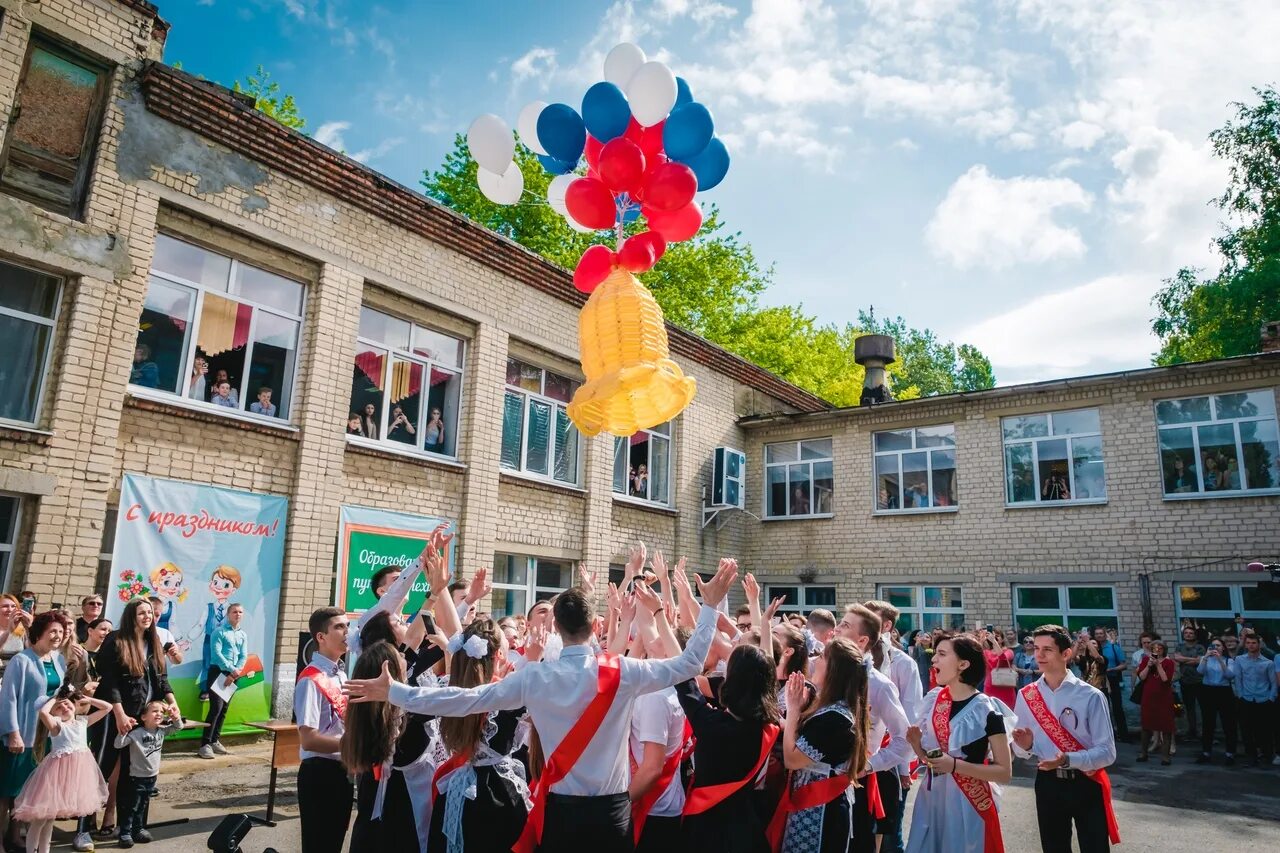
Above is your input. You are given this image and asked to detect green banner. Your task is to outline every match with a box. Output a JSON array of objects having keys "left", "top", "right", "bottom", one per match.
[{"left": 337, "top": 505, "right": 455, "bottom": 612}]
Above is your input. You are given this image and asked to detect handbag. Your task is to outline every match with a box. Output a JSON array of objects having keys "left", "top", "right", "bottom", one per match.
[{"left": 991, "top": 652, "right": 1018, "bottom": 687}]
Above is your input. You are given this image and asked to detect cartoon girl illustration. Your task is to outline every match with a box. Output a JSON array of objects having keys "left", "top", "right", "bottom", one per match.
[
  {"left": 149, "top": 562, "right": 188, "bottom": 631},
  {"left": 193, "top": 566, "right": 243, "bottom": 699}
]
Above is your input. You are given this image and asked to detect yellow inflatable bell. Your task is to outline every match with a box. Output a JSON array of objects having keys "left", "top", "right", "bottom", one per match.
[{"left": 568, "top": 266, "right": 696, "bottom": 437}]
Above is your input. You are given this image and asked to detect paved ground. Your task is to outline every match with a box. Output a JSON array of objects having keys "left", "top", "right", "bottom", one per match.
[{"left": 39, "top": 736, "right": 1280, "bottom": 852}]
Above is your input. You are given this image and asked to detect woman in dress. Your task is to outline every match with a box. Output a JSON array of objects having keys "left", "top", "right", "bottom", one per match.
[
  {"left": 1137, "top": 639, "right": 1177, "bottom": 765},
  {"left": 905, "top": 634, "right": 1015, "bottom": 853},
  {"left": 980, "top": 630, "right": 1017, "bottom": 708},
  {"left": 772, "top": 638, "right": 870, "bottom": 853}
]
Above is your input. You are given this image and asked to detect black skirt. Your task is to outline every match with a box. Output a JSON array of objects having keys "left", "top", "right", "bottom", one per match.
[{"left": 426, "top": 763, "right": 528, "bottom": 852}]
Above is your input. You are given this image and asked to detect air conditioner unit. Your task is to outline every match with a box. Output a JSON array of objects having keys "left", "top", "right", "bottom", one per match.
[{"left": 711, "top": 446, "right": 746, "bottom": 509}]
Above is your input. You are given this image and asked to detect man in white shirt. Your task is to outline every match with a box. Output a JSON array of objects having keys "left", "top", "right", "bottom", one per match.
[
  {"left": 346, "top": 557, "right": 739, "bottom": 853},
  {"left": 1013, "top": 624, "right": 1118, "bottom": 853},
  {"left": 837, "top": 604, "right": 912, "bottom": 853},
  {"left": 293, "top": 607, "right": 351, "bottom": 853}
]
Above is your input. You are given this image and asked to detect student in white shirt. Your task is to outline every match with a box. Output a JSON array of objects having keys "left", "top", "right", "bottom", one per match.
[
  {"left": 346, "top": 556, "right": 741, "bottom": 853},
  {"left": 1012, "top": 624, "right": 1118, "bottom": 853},
  {"left": 294, "top": 607, "right": 350, "bottom": 853}
]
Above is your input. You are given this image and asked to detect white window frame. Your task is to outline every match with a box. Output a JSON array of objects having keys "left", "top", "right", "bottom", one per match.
[
  {"left": 1001, "top": 408, "right": 1107, "bottom": 507},
  {"left": 764, "top": 583, "right": 837, "bottom": 615},
  {"left": 872, "top": 425, "right": 958, "bottom": 514},
  {"left": 876, "top": 584, "right": 967, "bottom": 632},
  {"left": 490, "top": 554, "right": 574, "bottom": 618},
  {"left": 1012, "top": 584, "right": 1119, "bottom": 633},
  {"left": 763, "top": 438, "right": 834, "bottom": 519},
  {"left": 0, "top": 259, "right": 60, "bottom": 429},
  {"left": 1175, "top": 583, "right": 1280, "bottom": 637},
  {"left": 1155, "top": 390, "right": 1280, "bottom": 500},
  {"left": 349, "top": 307, "right": 467, "bottom": 462},
  {"left": 132, "top": 235, "right": 306, "bottom": 426},
  {"left": 501, "top": 360, "right": 581, "bottom": 487},
  {"left": 614, "top": 422, "right": 674, "bottom": 507},
  {"left": 0, "top": 494, "right": 22, "bottom": 593}
]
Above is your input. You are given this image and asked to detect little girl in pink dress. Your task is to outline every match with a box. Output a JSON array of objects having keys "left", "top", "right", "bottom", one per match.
[{"left": 13, "top": 685, "right": 112, "bottom": 853}]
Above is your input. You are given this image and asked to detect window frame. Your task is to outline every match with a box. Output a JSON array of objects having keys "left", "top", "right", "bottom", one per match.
[
  {"left": 0, "top": 258, "right": 61, "bottom": 429},
  {"left": 1155, "top": 390, "right": 1280, "bottom": 500},
  {"left": 764, "top": 583, "right": 837, "bottom": 615},
  {"left": 1176, "top": 583, "right": 1280, "bottom": 641},
  {"left": 871, "top": 425, "right": 959, "bottom": 515},
  {"left": 0, "top": 494, "right": 23, "bottom": 593},
  {"left": 131, "top": 234, "right": 307, "bottom": 426},
  {"left": 613, "top": 422, "right": 674, "bottom": 507},
  {"left": 0, "top": 32, "right": 111, "bottom": 218},
  {"left": 763, "top": 437, "right": 835, "bottom": 520},
  {"left": 876, "top": 584, "right": 967, "bottom": 633},
  {"left": 1001, "top": 408, "right": 1108, "bottom": 508},
  {"left": 348, "top": 307, "right": 467, "bottom": 462},
  {"left": 490, "top": 553, "right": 574, "bottom": 619},
  {"left": 1012, "top": 583, "right": 1119, "bottom": 634},
  {"left": 500, "top": 360, "right": 582, "bottom": 487}
]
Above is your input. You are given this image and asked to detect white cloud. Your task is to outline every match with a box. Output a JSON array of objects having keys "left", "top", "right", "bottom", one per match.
[
  {"left": 511, "top": 47, "right": 558, "bottom": 83},
  {"left": 279, "top": 0, "right": 305, "bottom": 19},
  {"left": 926, "top": 165, "right": 1093, "bottom": 270},
  {"left": 1058, "top": 120, "right": 1105, "bottom": 150},
  {"left": 352, "top": 137, "right": 404, "bottom": 164},
  {"left": 891, "top": 137, "right": 919, "bottom": 152},
  {"left": 313, "top": 121, "right": 349, "bottom": 151}
]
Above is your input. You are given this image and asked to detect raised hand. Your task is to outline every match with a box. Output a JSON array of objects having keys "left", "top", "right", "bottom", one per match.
[
  {"left": 620, "top": 591, "right": 638, "bottom": 625},
  {"left": 742, "top": 572, "right": 760, "bottom": 606},
  {"left": 606, "top": 582, "right": 623, "bottom": 614},
  {"left": 784, "top": 671, "right": 808, "bottom": 712},
  {"left": 344, "top": 660, "right": 394, "bottom": 703},
  {"left": 578, "top": 565, "right": 596, "bottom": 596},
  {"left": 695, "top": 557, "right": 739, "bottom": 608},
  {"left": 633, "top": 580, "right": 661, "bottom": 616},
  {"left": 625, "top": 541, "right": 647, "bottom": 579},
  {"left": 465, "top": 566, "right": 492, "bottom": 605},
  {"left": 525, "top": 624, "right": 548, "bottom": 663},
  {"left": 652, "top": 550, "right": 668, "bottom": 582},
  {"left": 763, "top": 595, "right": 787, "bottom": 625}
]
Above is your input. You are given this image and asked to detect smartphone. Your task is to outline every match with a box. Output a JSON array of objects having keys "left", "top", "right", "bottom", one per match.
[
  {"left": 925, "top": 748, "right": 944, "bottom": 760},
  {"left": 20, "top": 598, "right": 34, "bottom": 613},
  {"left": 985, "top": 624, "right": 994, "bottom": 632}
]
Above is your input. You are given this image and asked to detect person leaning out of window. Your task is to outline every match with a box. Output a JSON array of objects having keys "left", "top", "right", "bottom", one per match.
[{"left": 1194, "top": 637, "right": 1237, "bottom": 765}]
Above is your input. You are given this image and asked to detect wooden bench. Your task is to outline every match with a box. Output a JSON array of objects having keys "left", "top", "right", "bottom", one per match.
[{"left": 243, "top": 720, "right": 300, "bottom": 826}]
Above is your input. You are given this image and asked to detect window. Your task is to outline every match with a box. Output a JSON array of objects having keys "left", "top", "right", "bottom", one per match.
[
  {"left": 1013, "top": 584, "right": 1117, "bottom": 634},
  {"left": 764, "top": 438, "right": 833, "bottom": 518},
  {"left": 134, "top": 235, "right": 303, "bottom": 422},
  {"left": 1178, "top": 583, "right": 1280, "bottom": 647},
  {"left": 96, "top": 507, "right": 116, "bottom": 593},
  {"left": 500, "top": 359, "right": 580, "bottom": 484},
  {"left": 877, "top": 585, "right": 966, "bottom": 634},
  {"left": 614, "top": 422, "right": 673, "bottom": 505},
  {"left": 349, "top": 307, "right": 464, "bottom": 458},
  {"left": 1002, "top": 409, "right": 1106, "bottom": 505},
  {"left": 490, "top": 554, "right": 573, "bottom": 618},
  {"left": 0, "top": 35, "right": 109, "bottom": 216},
  {"left": 0, "top": 260, "right": 60, "bottom": 426},
  {"left": 1156, "top": 391, "right": 1280, "bottom": 497},
  {"left": 0, "top": 495, "right": 20, "bottom": 592},
  {"left": 764, "top": 584, "right": 837, "bottom": 616},
  {"left": 874, "top": 425, "right": 957, "bottom": 511}
]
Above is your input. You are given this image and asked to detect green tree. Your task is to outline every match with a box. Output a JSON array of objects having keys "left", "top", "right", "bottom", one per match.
[
  {"left": 1152, "top": 85, "right": 1280, "bottom": 364},
  {"left": 233, "top": 65, "right": 306, "bottom": 132},
  {"left": 422, "top": 135, "right": 994, "bottom": 405}
]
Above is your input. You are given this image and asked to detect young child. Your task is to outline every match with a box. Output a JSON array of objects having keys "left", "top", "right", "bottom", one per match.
[
  {"left": 113, "top": 701, "right": 183, "bottom": 848},
  {"left": 12, "top": 685, "right": 112, "bottom": 853}
]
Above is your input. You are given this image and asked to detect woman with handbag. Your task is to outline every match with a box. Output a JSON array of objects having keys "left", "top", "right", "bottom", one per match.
[{"left": 981, "top": 630, "right": 1017, "bottom": 708}]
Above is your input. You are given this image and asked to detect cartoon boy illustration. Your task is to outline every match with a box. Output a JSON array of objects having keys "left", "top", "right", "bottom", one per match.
[
  {"left": 196, "top": 565, "right": 242, "bottom": 699},
  {"left": 149, "top": 562, "right": 187, "bottom": 631}
]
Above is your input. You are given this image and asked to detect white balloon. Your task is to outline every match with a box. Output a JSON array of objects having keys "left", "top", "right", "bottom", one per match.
[
  {"left": 625, "top": 61, "right": 677, "bottom": 127},
  {"left": 604, "top": 42, "right": 646, "bottom": 88},
  {"left": 477, "top": 161, "right": 524, "bottom": 205},
  {"left": 467, "top": 113, "right": 515, "bottom": 174},
  {"left": 517, "top": 101, "right": 549, "bottom": 156},
  {"left": 547, "top": 173, "right": 574, "bottom": 215}
]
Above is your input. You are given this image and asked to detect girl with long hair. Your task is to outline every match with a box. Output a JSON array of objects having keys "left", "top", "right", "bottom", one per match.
[
  {"left": 772, "top": 637, "right": 871, "bottom": 853},
  {"left": 905, "top": 634, "right": 1015, "bottom": 853}
]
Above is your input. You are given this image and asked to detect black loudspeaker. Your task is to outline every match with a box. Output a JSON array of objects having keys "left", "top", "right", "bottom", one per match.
[
  {"left": 296, "top": 631, "right": 318, "bottom": 672},
  {"left": 207, "top": 814, "right": 252, "bottom": 853}
]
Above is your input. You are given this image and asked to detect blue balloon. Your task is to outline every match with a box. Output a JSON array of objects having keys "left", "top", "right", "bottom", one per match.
[
  {"left": 687, "top": 137, "right": 730, "bottom": 191},
  {"left": 537, "top": 103, "right": 587, "bottom": 163},
  {"left": 675, "top": 77, "right": 693, "bottom": 108},
  {"left": 621, "top": 204, "right": 641, "bottom": 224},
  {"left": 537, "top": 154, "right": 577, "bottom": 175},
  {"left": 581, "top": 82, "right": 631, "bottom": 143},
  {"left": 664, "top": 102, "right": 715, "bottom": 163}
]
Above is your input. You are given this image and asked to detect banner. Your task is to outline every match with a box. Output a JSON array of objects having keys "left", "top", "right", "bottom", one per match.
[
  {"left": 106, "top": 474, "right": 287, "bottom": 738},
  {"left": 337, "top": 505, "right": 456, "bottom": 613}
]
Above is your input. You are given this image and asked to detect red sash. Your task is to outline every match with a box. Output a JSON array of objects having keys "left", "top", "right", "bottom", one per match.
[
  {"left": 1021, "top": 684, "right": 1121, "bottom": 845},
  {"left": 631, "top": 720, "right": 693, "bottom": 842},
  {"left": 682, "top": 723, "right": 779, "bottom": 816},
  {"left": 863, "top": 769, "right": 885, "bottom": 820},
  {"left": 299, "top": 665, "right": 347, "bottom": 720},
  {"left": 431, "top": 751, "right": 471, "bottom": 804},
  {"left": 513, "top": 654, "right": 622, "bottom": 853},
  {"left": 932, "top": 688, "right": 1003, "bottom": 853},
  {"left": 765, "top": 771, "right": 849, "bottom": 851}
]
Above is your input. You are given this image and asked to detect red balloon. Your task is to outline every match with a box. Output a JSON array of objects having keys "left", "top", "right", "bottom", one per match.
[
  {"left": 574, "top": 244, "right": 616, "bottom": 293},
  {"left": 584, "top": 135, "right": 604, "bottom": 171},
  {"left": 647, "top": 231, "right": 668, "bottom": 262},
  {"left": 642, "top": 162, "right": 697, "bottom": 212},
  {"left": 644, "top": 201, "right": 703, "bottom": 243},
  {"left": 565, "top": 177, "right": 617, "bottom": 230},
  {"left": 597, "top": 138, "right": 646, "bottom": 194},
  {"left": 626, "top": 118, "right": 666, "bottom": 161},
  {"left": 618, "top": 232, "right": 660, "bottom": 273}
]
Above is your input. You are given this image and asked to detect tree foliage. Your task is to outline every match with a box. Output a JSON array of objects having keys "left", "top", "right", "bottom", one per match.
[
  {"left": 233, "top": 65, "right": 306, "bottom": 132},
  {"left": 422, "top": 134, "right": 996, "bottom": 406},
  {"left": 1153, "top": 85, "right": 1280, "bottom": 364}
]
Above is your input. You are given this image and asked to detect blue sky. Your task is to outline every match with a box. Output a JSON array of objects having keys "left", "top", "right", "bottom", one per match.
[{"left": 162, "top": 1, "right": 1280, "bottom": 384}]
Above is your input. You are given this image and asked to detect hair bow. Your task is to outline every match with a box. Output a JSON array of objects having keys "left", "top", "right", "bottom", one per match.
[{"left": 446, "top": 632, "right": 491, "bottom": 660}]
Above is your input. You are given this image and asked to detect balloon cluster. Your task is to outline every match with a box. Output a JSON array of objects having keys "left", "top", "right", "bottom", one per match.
[{"left": 467, "top": 42, "right": 730, "bottom": 294}]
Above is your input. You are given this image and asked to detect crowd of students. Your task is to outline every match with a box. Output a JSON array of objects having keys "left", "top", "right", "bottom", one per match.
[{"left": 288, "top": 530, "right": 1122, "bottom": 853}]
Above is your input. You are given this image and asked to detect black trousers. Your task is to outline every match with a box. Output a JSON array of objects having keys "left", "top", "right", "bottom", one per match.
[
  {"left": 538, "top": 792, "right": 632, "bottom": 853},
  {"left": 1105, "top": 675, "right": 1129, "bottom": 738},
  {"left": 202, "top": 667, "right": 232, "bottom": 746},
  {"left": 1199, "top": 685, "right": 1237, "bottom": 754},
  {"left": 849, "top": 776, "right": 878, "bottom": 853},
  {"left": 1179, "top": 681, "right": 1202, "bottom": 735},
  {"left": 297, "top": 758, "right": 354, "bottom": 853},
  {"left": 118, "top": 774, "right": 157, "bottom": 837},
  {"left": 635, "top": 814, "right": 681, "bottom": 853},
  {"left": 1034, "top": 770, "right": 1110, "bottom": 853},
  {"left": 1238, "top": 699, "right": 1275, "bottom": 760}
]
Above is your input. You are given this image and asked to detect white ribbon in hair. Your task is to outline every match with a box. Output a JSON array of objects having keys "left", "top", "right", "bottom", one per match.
[{"left": 445, "top": 633, "right": 491, "bottom": 659}]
